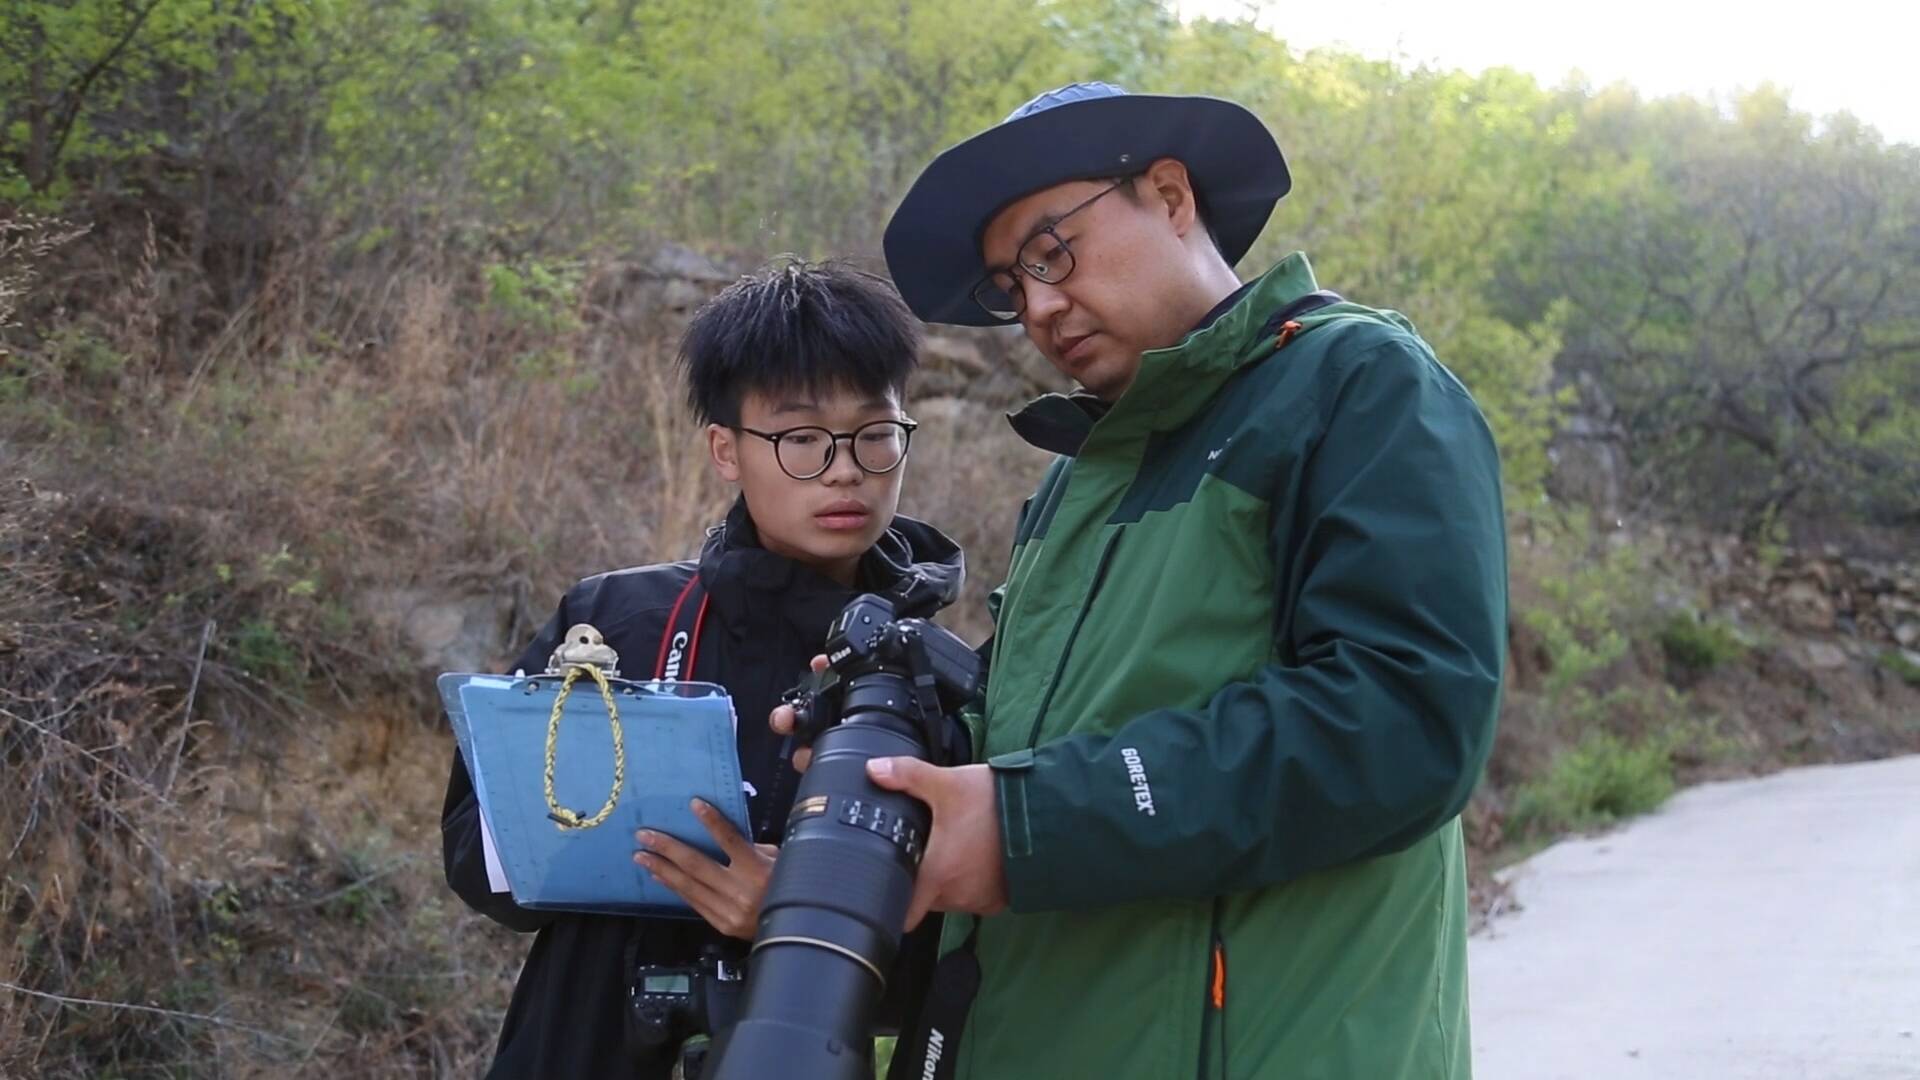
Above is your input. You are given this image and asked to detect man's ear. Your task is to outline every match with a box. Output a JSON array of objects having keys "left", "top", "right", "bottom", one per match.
[
  {"left": 1143, "top": 157, "right": 1200, "bottom": 240},
  {"left": 708, "top": 423, "right": 741, "bottom": 482}
]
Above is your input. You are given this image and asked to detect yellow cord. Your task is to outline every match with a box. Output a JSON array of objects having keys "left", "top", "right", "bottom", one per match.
[{"left": 542, "top": 663, "right": 624, "bottom": 830}]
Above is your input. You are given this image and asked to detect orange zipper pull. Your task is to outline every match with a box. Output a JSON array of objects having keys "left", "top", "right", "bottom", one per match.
[{"left": 1210, "top": 941, "right": 1226, "bottom": 1009}]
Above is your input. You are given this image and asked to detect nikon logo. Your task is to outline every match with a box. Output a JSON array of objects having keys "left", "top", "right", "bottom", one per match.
[
  {"left": 662, "top": 631, "right": 689, "bottom": 680},
  {"left": 1121, "top": 747, "right": 1156, "bottom": 816},
  {"left": 921, "top": 1029, "right": 945, "bottom": 1079}
]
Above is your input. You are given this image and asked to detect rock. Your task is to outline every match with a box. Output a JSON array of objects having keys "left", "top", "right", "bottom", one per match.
[
  {"left": 1778, "top": 580, "right": 1836, "bottom": 632},
  {"left": 1805, "top": 561, "right": 1833, "bottom": 590},
  {"left": 648, "top": 243, "right": 732, "bottom": 282},
  {"left": 1544, "top": 425, "right": 1629, "bottom": 519},
  {"left": 405, "top": 603, "right": 463, "bottom": 652},
  {"left": 659, "top": 277, "right": 711, "bottom": 312},
  {"left": 1846, "top": 559, "right": 1895, "bottom": 593},
  {"left": 1804, "top": 642, "right": 1849, "bottom": 669},
  {"left": 1879, "top": 593, "right": 1920, "bottom": 618},
  {"left": 362, "top": 587, "right": 513, "bottom": 673},
  {"left": 1708, "top": 536, "right": 1741, "bottom": 573},
  {"left": 1897, "top": 622, "right": 1920, "bottom": 648},
  {"left": 921, "top": 333, "right": 990, "bottom": 376}
]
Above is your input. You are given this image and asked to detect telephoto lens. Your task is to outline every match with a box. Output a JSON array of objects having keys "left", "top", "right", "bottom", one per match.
[{"left": 706, "top": 596, "right": 978, "bottom": 1080}]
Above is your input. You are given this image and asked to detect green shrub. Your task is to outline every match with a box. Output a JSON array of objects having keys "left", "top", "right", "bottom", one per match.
[
  {"left": 1509, "top": 731, "right": 1676, "bottom": 837},
  {"left": 1659, "top": 612, "right": 1748, "bottom": 673},
  {"left": 226, "top": 618, "right": 301, "bottom": 682},
  {"left": 1520, "top": 514, "right": 1650, "bottom": 697},
  {"left": 1880, "top": 649, "right": 1920, "bottom": 687}
]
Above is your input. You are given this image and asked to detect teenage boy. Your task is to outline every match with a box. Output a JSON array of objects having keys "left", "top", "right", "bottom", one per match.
[{"left": 442, "top": 259, "right": 964, "bottom": 1078}]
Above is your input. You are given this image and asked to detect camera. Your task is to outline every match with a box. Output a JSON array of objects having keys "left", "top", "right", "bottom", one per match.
[
  {"left": 705, "top": 594, "right": 979, "bottom": 1080},
  {"left": 628, "top": 946, "right": 746, "bottom": 1078}
]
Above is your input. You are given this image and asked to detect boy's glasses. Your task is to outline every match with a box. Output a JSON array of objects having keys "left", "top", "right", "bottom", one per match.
[{"left": 734, "top": 419, "right": 918, "bottom": 480}]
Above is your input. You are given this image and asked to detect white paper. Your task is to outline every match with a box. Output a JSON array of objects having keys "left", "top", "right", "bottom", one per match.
[{"left": 478, "top": 808, "right": 510, "bottom": 893}]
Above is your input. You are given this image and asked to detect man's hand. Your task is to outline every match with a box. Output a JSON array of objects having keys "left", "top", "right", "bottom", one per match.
[
  {"left": 769, "top": 654, "right": 831, "bottom": 772},
  {"left": 866, "top": 758, "right": 1008, "bottom": 931},
  {"left": 633, "top": 799, "right": 775, "bottom": 939}
]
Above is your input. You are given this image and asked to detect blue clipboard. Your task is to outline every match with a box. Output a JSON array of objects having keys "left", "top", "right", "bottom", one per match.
[{"left": 438, "top": 671, "right": 753, "bottom": 917}]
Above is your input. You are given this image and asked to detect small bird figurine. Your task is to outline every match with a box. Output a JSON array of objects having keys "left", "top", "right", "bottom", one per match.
[{"left": 547, "top": 623, "right": 621, "bottom": 676}]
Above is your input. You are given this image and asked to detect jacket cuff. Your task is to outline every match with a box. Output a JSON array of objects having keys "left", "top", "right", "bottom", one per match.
[{"left": 987, "top": 745, "right": 1104, "bottom": 912}]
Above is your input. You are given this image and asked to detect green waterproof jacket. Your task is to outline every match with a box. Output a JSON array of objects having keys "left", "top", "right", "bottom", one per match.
[{"left": 949, "top": 253, "right": 1507, "bottom": 1079}]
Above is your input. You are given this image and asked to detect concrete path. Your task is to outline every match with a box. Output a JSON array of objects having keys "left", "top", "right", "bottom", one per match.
[{"left": 1470, "top": 754, "right": 1920, "bottom": 1080}]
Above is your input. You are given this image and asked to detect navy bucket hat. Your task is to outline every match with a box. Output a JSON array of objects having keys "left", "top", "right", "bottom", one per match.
[{"left": 882, "top": 82, "right": 1290, "bottom": 327}]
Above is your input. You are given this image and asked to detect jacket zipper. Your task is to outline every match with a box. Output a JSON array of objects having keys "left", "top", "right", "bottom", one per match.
[
  {"left": 1199, "top": 897, "right": 1228, "bottom": 1080},
  {"left": 1022, "top": 528, "right": 1125, "bottom": 749}
]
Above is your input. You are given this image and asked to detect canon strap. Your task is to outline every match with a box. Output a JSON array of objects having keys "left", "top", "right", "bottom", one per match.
[{"left": 653, "top": 571, "right": 713, "bottom": 682}]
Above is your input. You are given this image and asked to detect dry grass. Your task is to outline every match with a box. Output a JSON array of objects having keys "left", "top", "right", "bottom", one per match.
[{"left": 0, "top": 227, "right": 1063, "bottom": 1076}]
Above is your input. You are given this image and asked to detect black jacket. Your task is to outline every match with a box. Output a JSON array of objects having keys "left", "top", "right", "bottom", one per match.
[{"left": 441, "top": 499, "right": 965, "bottom": 1078}]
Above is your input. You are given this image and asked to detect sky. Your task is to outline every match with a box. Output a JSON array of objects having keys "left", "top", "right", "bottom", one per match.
[{"left": 1174, "top": 0, "right": 1920, "bottom": 146}]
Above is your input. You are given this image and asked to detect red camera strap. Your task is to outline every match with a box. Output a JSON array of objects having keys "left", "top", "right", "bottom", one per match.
[{"left": 653, "top": 572, "right": 712, "bottom": 681}]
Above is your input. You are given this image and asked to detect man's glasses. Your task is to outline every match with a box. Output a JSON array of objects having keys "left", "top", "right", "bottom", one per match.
[
  {"left": 734, "top": 419, "right": 919, "bottom": 481},
  {"left": 971, "top": 177, "right": 1132, "bottom": 323}
]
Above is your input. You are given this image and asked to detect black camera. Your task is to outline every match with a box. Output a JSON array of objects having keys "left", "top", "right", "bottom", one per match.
[
  {"left": 628, "top": 946, "right": 746, "bottom": 1078},
  {"left": 705, "top": 594, "right": 979, "bottom": 1080}
]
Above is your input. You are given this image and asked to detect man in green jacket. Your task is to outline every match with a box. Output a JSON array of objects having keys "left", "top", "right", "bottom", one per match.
[{"left": 862, "top": 83, "right": 1508, "bottom": 1078}]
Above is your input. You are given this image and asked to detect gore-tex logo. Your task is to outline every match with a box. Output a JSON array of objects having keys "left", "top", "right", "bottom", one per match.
[{"left": 1121, "top": 747, "right": 1156, "bottom": 816}]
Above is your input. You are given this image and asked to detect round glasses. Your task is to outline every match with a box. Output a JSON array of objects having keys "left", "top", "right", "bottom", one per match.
[{"left": 735, "top": 419, "right": 918, "bottom": 480}]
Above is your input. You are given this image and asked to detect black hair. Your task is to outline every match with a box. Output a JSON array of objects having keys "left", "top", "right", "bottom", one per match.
[{"left": 677, "top": 257, "right": 920, "bottom": 426}]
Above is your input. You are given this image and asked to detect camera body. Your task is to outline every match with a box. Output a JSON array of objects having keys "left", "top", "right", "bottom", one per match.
[
  {"left": 627, "top": 947, "right": 745, "bottom": 1077},
  {"left": 706, "top": 594, "right": 979, "bottom": 1080},
  {"left": 786, "top": 593, "right": 982, "bottom": 761}
]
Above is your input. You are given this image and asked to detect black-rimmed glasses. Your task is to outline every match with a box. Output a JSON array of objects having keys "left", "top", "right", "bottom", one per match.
[
  {"left": 735, "top": 419, "right": 919, "bottom": 480},
  {"left": 971, "top": 177, "right": 1132, "bottom": 322}
]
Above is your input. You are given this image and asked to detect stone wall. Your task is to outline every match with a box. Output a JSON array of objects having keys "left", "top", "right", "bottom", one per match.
[{"left": 1663, "top": 529, "right": 1920, "bottom": 670}]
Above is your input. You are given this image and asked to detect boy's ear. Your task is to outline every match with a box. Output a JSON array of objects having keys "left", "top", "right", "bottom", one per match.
[{"left": 708, "top": 423, "right": 741, "bottom": 482}]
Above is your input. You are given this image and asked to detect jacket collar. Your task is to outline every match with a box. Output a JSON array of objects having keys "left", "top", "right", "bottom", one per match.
[
  {"left": 1004, "top": 252, "right": 1321, "bottom": 456},
  {"left": 697, "top": 497, "right": 965, "bottom": 641}
]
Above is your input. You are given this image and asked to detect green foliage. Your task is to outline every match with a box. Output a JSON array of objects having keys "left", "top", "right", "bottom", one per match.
[
  {"left": 1509, "top": 730, "right": 1677, "bottom": 837},
  {"left": 485, "top": 260, "right": 582, "bottom": 335},
  {"left": 226, "top": 617, "right": 299, "bottom": 681},
  {"left": 1521, "top": 512, "right": 1649, "bottom": 696},
  {"left": 1659, "top": 612, "right": 1750, "bottom": 673},
  {"left": 0, "top": 0, "right": 327, "bottom": 197},
  {"left": 1880, "top": 649, "right": 1920, "bottom": 687},
  {"left": 7, "top": 1, "right": 1912, "bottom": 537},
  {"left": 1513, "top": 85, "right": 1920, "bottom": 529}
]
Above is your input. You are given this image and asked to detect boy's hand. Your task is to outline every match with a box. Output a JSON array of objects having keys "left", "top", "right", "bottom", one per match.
[
  {"left": 769, "top": 654, "right": 831, "bottom": 772},
  {"left": 634, "top": 799, "right": 775, "bottom": 940}
]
